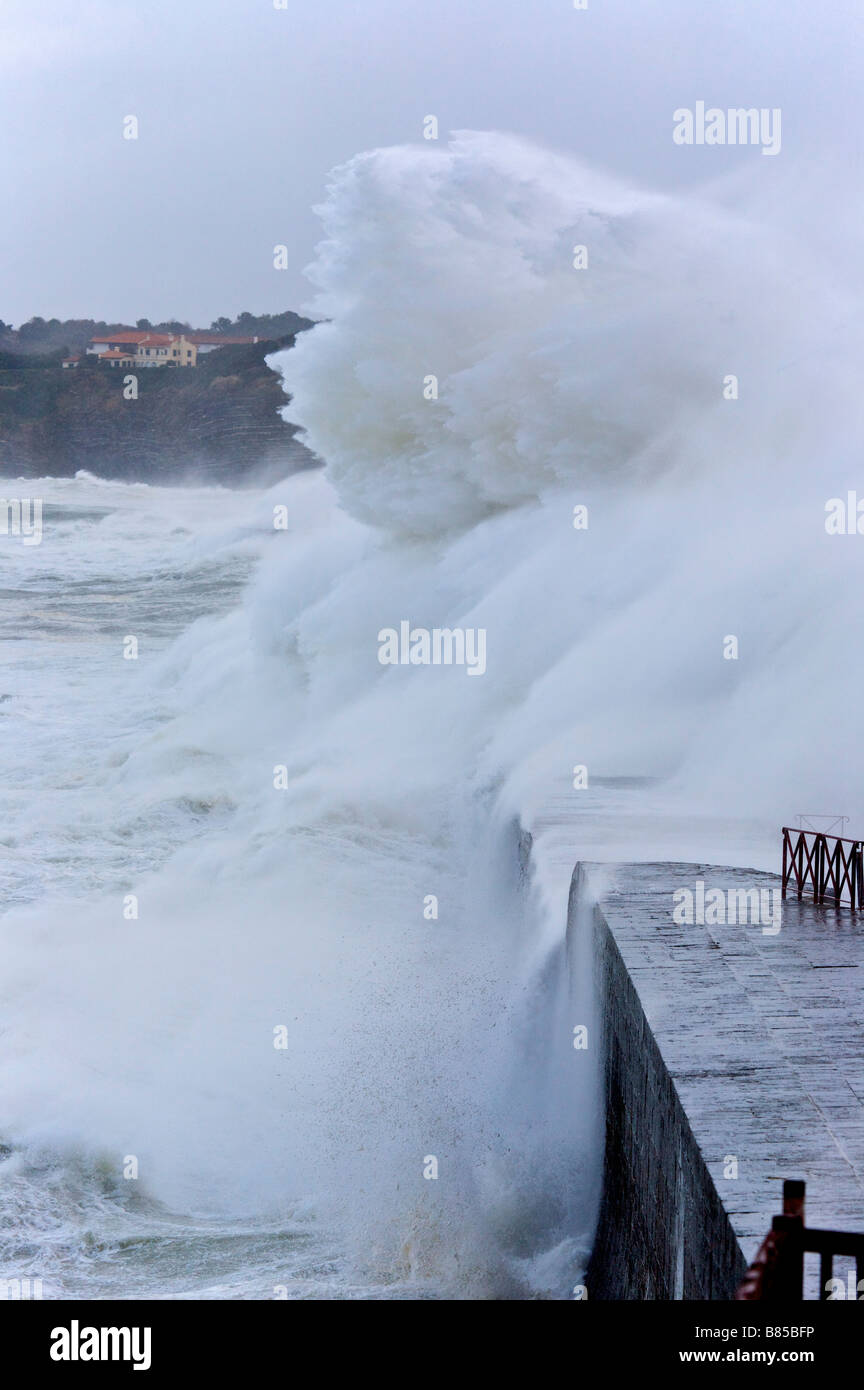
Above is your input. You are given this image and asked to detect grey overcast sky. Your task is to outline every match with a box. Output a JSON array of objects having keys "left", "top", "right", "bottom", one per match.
[{"left": 1, "top": 0, "right": 861, "bottom": 327}]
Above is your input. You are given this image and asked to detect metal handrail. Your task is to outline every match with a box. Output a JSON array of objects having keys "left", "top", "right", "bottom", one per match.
[
  {"left": 736, "top": 1181, "right": 864, "bottom": 1300},
  {"left": 781, "top": 826, "right": 864, "bottom": 909}
]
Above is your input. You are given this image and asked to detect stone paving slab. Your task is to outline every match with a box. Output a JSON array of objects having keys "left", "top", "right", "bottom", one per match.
[{"left": 592, "top": 862, "right": 864, "bottom": 1264}]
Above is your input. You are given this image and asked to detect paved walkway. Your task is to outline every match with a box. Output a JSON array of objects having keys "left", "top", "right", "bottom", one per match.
[{"left": 586, "top": 861, "right": 864, "bottom": 1279}]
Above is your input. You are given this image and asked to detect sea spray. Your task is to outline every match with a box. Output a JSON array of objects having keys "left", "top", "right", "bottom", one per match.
[{"left": 1, "top": 133, "right": 864, "bottom": 1298}]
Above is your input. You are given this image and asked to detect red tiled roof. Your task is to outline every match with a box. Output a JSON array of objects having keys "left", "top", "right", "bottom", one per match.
[
  {"left": 90, "top": 331, "right": 149, "bottom": 344},
  {"left": 99, "top": 349, "right": 134, "bottom": 360},
  {"left": 90, "top": 330, "right": 251, "bottom": 347},
  {"left": 89, "top": 331, "right": 182, "bottom": 346}
]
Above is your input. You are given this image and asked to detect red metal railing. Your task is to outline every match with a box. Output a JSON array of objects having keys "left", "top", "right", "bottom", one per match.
[
  {"left": 736, "top": 1181, "right": 864, "bottom": 1300},
  {"left": 781, "top": 827, "right": 864, "bottom": 909}
]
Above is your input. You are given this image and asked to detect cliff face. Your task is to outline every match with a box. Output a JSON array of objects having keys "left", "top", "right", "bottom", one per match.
[{"left": 0, "top": 336, "right": 316, "bottom": 483}]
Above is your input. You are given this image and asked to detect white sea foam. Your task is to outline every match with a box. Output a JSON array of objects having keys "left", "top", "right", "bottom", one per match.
[{"left": 1, "top": 132, "right": 862, "bottom": 1298}]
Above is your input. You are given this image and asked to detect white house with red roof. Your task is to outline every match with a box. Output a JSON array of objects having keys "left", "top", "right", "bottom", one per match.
[
  {"left": 87, "top": 329, "right": 258, "bottom": 366},
  {"left": 87, "top": 331, "right": 200, "bottom": 367}
]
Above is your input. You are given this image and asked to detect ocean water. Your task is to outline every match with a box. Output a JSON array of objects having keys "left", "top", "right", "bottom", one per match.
[
  {"left": 0, "top": 469, "right": 598, "bottom": 1300},
  {"left": 2, "top": 133, "right": 863, "bottom": 1300}
]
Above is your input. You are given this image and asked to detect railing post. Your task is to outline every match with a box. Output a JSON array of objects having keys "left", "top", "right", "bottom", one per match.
[
  {"left": 783, "top": 1178, "right": 805, "bottom": 1221},
  {"left": 771, "top": 1217, "right": 804, "bottom": 1300},
  {"left": 800, "top": 834, "right": 811, "bottom": 900},
  {"left": 817, "top": 834, "right": 825, "bottom": 903},
  {"left": 780, "top": 1180, "right": 805, "bottom": 1299}
]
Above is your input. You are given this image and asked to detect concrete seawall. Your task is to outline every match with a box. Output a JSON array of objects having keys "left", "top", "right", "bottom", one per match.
[{"left": 573, "top": 861, "right": 864, "bottom": 1300}]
